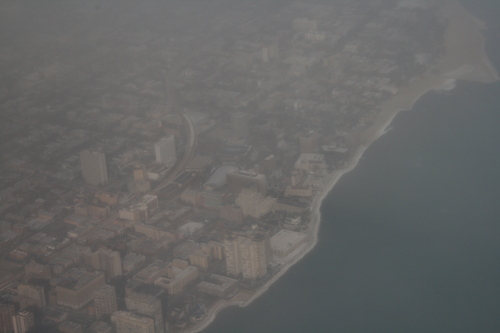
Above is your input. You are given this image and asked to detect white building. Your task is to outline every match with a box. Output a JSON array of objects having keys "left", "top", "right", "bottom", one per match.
[
  {"left": 154, "top": 136, "right": 176, "bottom": 165},
  {"left": 270, "top": 229, "right": 308, "bottom": 257}
]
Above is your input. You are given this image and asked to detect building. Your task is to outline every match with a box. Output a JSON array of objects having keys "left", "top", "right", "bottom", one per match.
[
  {"left": 119, "top": 195, "right": 159, "bottom": 222},
  {"left": 153, "top": 260, "right": 198, "bottom": 295},
  {"left": 122, "top": 252, "right": 147, "bottom": 274},
  {"left": 134, "top": 260, "right": 169, "bottom": 284},
  {"left": 196, "top": 274, "right": 239, "bottom": 299},
  {"left": 59, "top": 321, "right": 83, "bottom": 333},
  {"left": 12, "top": 310, "right": 34, "bottom": 333},
  {"left": 24, "top": 261, "right": 52, "bottom": 279},
  {"left": 270, "top": 229, "right": 308, "bottom": 257},
  {"left": 93, "top": 284, "right": 117, "bottom": 319},
  {"left": 226, "top": 170, "right": 267, "bottom": 195},
  {"left": 284, "top": 185, "right": 313, "bottom": 198},
  {"left": 125, "top": 288, "right": 165, "bottom": 333},
  {"left": 154, "top": 136, "right": 176, "bottom": 165},
  {"left": 86, "top": 247, "right": 123, "bottom": 281},
  {"left": 235, "top": 187, "right": 276, "bottom": 219},
  {"left": 80, "top": 150, "right": 108, "bottom": 186},
  {"left": 17, "top": 283, "right": 46, "bottom": 308},
  {"left": 0, "top": 303, "right": 15, "bottom": 333},
  {"left": 111, "top": 311, "right": 155, "bottom": 333},
  {"left": 224, "top": 233, "right": 270, "bottom": 280},
  {"left": 294, "top": 153, "right": 327, "bottom": 174},
  {"left": 89, "top": 321, "right": 112, "bottom": 333},
  {"left": 55, "top": 268, "right": 105, "bottom": 310}
]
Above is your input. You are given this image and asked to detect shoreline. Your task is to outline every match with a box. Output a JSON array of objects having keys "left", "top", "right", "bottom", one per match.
[{"left": 186, "top": 1, "right": 498, "bottom": 332}]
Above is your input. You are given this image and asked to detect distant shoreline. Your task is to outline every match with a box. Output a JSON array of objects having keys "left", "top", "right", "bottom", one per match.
[{"left": 186, "top": 1, "right": 498, "bottom": 332}]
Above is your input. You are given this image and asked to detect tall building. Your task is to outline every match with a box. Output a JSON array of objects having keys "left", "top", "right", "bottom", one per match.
[
  {"left": 80, "top": 150, "right": 108, "bottom": 186},
  {"left": 154, "top": 136, "right": 176, "bottom": 165},
  {"left": 125, "top": 288, "right": 165, "bottom": 333},
  {"left": 224, "top": 233, "right": 270, "bottom": 280},
  {"left": 12, "top": 310, "right": 35, "bottom": 333},
  {"left": 93, "top": 284, "right": 117, "bottom": 319},
  {"left": 111, "top": 311, "right": 155, "bottom": 333},
  {"left": 55, "top": 268, "right": 105, "bottom": 310},
  {"left": 0, "top": 303, "right": 15, "bottom": 333},
  {"left": 17, "top": 283, "right": 46, "bottom": 308},
  {"left": 86, "top": 247, "right": 123, "bottom": 281}
]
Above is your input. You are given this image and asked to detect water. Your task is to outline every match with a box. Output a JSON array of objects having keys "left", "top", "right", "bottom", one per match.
[{"left": 202, "top": 2, "right": 500, "bottom": 332}]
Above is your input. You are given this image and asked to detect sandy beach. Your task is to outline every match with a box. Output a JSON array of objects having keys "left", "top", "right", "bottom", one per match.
[{"left": 186, "top": 1, "right": 498, "bottom": 332}]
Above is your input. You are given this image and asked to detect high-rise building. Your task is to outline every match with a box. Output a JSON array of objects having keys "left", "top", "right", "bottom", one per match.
[
  {"left": 17, "top": 283, "right": 46, "bottom": 308},
  {"left": 55, "top": 268, "right": 105, "bottom": 310},
  {"left": 224, "top": 236, "right": 243, "bottom": 277},
  {"left": 125, "top": 288, "right": 165, "bottom": 333},
  {"left": 86, "top": 248, "right": 123, "bottom": 281},
  {"left": 224, "top": 233, "right": 270, "bottom": 280},
  {"left": 93, "top": 284, "right": 117, "bottom": 319},
  {"left": 0, "top": 303, "right": 15, "bottom": 333},
  {"left": 111, "top": 311, "right": 155, "bottom": 333},
  {"left": 80, "top": 150, "right": 108, "bottom": 186},
  {"left": 12, "top": 310, "right": 34, "bottom": 333},
  {"left": 154, "top": 136, "right": 176, "bottom": 165}
]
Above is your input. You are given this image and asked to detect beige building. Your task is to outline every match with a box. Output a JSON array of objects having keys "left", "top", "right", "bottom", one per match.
[
  {"left": 224, "top": 233, "right": 270, "bottom": 280},
  {"left": 154, "top": 260, "right": 198, "bottom": 295},
  {"left": 85, "top": 247, "right": 123, "bottom": 281},
  {"left": 284, "top": 185, "right": 313, "bottom": 198},
  {"left": 196, "top": 274, "right": 239, "bottom": 299},
  {"left": 119, "top": 195, "right": 158, "bottom": 222},
  {"left": 111, "top": 311, "right": 155, "bottom": 333},
  {"left": 93, "top": 284, "right": 117, "bottom": 318},
  {"left": 125, "top": 289, "right": 164, "bottom": 333},
  {"left": 55, "top": 268, "right": 105, "bottom": 310},
  {"left": 294, "top": 153, "right": 327, "bottom": 173},
  {"left": 13, "top": 310, "right": 34, "bottom": 333},
  {"left": 17, "top": 283, "right": 46, "bottom": 309}
]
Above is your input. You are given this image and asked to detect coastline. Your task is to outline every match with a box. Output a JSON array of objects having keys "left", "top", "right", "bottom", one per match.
[{"left": 187, "top": 1, "right": 498, "bottom": 332}]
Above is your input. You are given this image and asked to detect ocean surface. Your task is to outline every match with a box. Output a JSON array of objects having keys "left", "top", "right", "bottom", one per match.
[{"left": 202, "top": 2, "right": 500, "bottom": 332}]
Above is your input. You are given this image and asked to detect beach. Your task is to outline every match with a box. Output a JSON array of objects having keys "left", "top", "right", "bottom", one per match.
[{"left": 187, "top": 1, "right": 499, "bottom": 332}]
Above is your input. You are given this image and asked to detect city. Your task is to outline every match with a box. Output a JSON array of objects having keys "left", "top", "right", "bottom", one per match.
[{"left": 0, "top": 1, "right": 449, "bottom": 332}]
